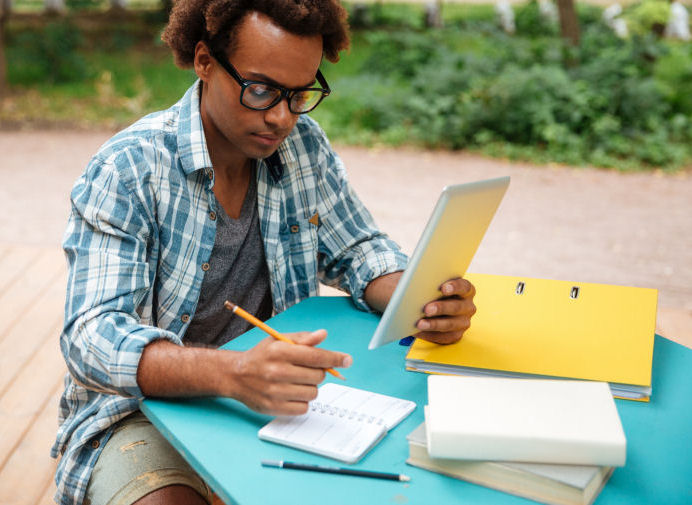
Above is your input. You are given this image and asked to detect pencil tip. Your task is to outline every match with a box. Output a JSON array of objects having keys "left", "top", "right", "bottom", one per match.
[
  {"left": 224, "top": 300, "right": 236, "bottom": 311},
  {"left": 400, "top": 475, "right": 411, "bottom": 482}
]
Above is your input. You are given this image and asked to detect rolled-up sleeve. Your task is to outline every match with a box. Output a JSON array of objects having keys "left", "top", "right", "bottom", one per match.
[
  {"left": 314, "top": 140, "right": 408, "bottom": 311},
  {"left": 61, "top": 153, "right": 181, "bottom": 399}
]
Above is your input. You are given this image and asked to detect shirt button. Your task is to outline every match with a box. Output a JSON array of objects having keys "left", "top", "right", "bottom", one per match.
[
  {"left": 290, "top": 225, "right": 300, "bottom": 233},
  {"left": 91, "top": 439, "right": 100, "bottom": 449},
  {"left": 206, "top": 170, "right": 213, "bottom": 180},
  {"left": 209, "top": 211, "right": 217, "bottom": 221},
  {"left": 181, "top": 314, "right": 190, "bottom": 323},
  {"left": 201, "top": 262, "right": 210, "bottom": 272}
]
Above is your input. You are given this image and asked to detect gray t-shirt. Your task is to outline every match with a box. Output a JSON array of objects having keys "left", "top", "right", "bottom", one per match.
[{"left": 183, "top": 173, "right": 273, "bottom": 347}]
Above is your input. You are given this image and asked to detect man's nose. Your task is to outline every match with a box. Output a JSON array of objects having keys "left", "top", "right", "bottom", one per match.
[{"left": 264, "top": 98, "right": 296, "bottom": 129}]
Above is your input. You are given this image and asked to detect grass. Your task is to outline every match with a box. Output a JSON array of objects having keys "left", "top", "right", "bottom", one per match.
[{"left": 2, "top": 48, "right": 194, "bottom": 128}]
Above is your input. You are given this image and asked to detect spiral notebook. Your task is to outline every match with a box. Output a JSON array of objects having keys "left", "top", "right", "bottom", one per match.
[{"left": 258, "top": 383, "right": 416, "bottom": 464}]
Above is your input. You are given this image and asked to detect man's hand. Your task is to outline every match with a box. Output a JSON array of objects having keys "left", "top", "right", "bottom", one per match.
[
  {"left": 414, "top": 277, "right": 476, "bottom": 345},
  {"left": 228, "top": 330, "right": 352, "bottom": 416},
  {"left": 364, "top": 273, "right": 476, "bottom": 345}
]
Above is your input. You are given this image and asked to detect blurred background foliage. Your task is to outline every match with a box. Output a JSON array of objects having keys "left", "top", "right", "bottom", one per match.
[{"left": 1, "top": 0, "right": 691, "bottom": 171}]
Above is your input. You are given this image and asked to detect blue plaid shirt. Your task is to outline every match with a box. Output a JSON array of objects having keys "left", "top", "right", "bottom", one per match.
[{"left": 51, "top": 81, "right": 407, "bottom": 505}]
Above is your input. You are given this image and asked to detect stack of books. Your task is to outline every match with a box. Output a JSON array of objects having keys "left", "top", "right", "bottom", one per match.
[
  {"left": 407, "top": 423, "right": 613, "bottom": 505},
  {"left": 406, "top": 376, "right": 627, "bottom": 505}
]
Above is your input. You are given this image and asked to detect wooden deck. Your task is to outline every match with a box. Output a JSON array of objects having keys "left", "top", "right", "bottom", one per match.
[
  {"left": 0, "top": 244, "right": 66, "bottom": 505},
  {"left": 0, "top": 242, "right": 689, "bottom": 505}
]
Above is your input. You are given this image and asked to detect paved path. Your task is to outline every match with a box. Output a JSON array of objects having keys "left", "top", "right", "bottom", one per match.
[{"left": 1, "top": 130, "right": 690, "bottom": 345}]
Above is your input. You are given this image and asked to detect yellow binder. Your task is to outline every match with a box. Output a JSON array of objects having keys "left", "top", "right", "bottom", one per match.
[{"left": 405, "top": 273, "right": 658, "bottom": 401}]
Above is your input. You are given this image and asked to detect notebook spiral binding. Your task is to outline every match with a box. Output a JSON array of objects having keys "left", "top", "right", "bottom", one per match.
[{"left": 310, "top": 401, "right": 385, "bottom": 426}]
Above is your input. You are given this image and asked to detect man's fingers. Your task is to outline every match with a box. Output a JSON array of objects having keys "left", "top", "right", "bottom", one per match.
[
  {"left": 414, "top": 331, "right": 463, "bottom": 345},
  {"left": 288, "top": 345, "right": 352, "bottom": 371},
  {"left": 252, "top": 391, "right": 317, "bottom": 416},
  {"left": 439, "top": 277, "right": 475, "bottom": 298},
  {"left": 262, "top": 360, "right": 326, "bottom": 385},
  {"left": 417, "top": 315, "right": 471, "bottom": 333},
  {"left": 268, "top": 400, "right": 314, "bottom": 416},
  {"left": 269, "top": 383, "right": 319, "bottom": 403},
  {"left": 423, "top": 297, "right": 476, "bottom": 318},
  {"left": 268, "top": 335, "right": 352, "bottom": 371},
  {"left": 289, "top": 329, "right": 328, "bottom": 346}
]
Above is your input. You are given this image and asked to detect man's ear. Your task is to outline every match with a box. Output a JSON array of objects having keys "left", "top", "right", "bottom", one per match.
[{"left": 194, "top": 41, "right": 214, "bottom": 81}]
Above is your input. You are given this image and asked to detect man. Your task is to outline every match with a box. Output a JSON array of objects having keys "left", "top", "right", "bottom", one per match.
[{"left": 51, "top": 1, "right": 476, "bottom": 504}]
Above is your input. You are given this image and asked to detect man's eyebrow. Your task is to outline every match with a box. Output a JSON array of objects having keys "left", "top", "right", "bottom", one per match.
[{"left": 246, "top": 71, "right": 317, "bottom": 89}]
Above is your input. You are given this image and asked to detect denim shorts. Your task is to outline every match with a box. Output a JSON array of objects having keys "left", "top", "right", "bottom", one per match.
[{"left": 84, "top": 411, "right": 212, "bottom": 505}]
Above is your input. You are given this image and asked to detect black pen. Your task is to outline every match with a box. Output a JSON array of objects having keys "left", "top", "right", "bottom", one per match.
[{"left": 261, "top": 460, "right": 411, "bottom": 482}]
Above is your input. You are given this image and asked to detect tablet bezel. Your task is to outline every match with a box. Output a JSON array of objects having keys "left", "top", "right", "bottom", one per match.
[{"left": 368, "top": 176, "right": 510, "bottom": 350}]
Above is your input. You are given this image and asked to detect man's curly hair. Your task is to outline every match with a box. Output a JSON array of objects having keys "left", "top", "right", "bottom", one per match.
[{"left": 162, "top": 0, "right": 350, "bottom": 68}]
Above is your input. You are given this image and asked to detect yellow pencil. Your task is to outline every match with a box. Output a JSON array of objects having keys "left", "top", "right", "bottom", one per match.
[{"left": 224, "top": 300, "right": 346, "bottom": 380}]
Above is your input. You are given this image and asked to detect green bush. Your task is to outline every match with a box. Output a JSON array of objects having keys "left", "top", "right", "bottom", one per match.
[
  {"left": 65, "top": 0, "right": 102, "bottom": 8},
  {"left": 360, "top": 31, "right": 443, "bottom": 79},
  {"left": 9, "top": 21, "right": 88, "bottom": 85},
  {"left": 625, "top": 0, "right": 671, "bottom": 36},
  {"left": 322, "top": 19, "right": 692, "bottom": 170},
  {"left": 654, "top": 43, "right": 692, "bottom": 116},
  {"left": 515, "top": 0, "right": 559, "bottom": 37},
  {"left": 344, "top": 1, "right": 424, "bottom": 30}
]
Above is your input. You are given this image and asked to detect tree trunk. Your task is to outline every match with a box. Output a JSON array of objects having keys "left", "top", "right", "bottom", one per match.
[
  {"left": 0, "top": 0, "right": 10, "bottom": 99},
  {"left": 556, "top": 0, "right": 580, "bottom": 46},
  {"left": 424, "top": 0, "right": 444, "bottom": 28},
  {"left": 44, "top": 0, "right": 65, "bottom": 14}
]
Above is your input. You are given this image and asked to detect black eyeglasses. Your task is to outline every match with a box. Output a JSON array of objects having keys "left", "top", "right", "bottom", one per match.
[{"left": 211, "top": 50, "right": 331, "bottom": 114}]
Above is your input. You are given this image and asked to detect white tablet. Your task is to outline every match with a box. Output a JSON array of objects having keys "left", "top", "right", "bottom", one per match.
[{"left": 368, "top": 176, "right": 510, "bottom": 349}]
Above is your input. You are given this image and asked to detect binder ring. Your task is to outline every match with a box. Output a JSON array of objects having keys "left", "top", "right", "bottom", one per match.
[
  {"left": 570, "top": 286, "right": 580, "bottom": 299},
  {"left": 515, "top": 282, "right": 525, "bottom": 295}
]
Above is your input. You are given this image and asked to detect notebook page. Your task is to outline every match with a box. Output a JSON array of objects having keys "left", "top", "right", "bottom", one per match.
[
  {"left": 258, "top": 409, "right": 385, "bottom": 463},
  {"left": 318, "top": 383, "right": 416, "bottom": 430}
]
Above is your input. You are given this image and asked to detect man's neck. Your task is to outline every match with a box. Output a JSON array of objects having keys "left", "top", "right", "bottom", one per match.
[
  {"left": 204, "top": 129, "right": 249, "bottom": 180},
  {"left": 213, "top": 159, "right": 252, "bottom": 220}
]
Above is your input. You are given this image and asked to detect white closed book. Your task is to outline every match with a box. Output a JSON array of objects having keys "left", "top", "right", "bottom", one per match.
[{"left": 426, "top": 376, "right": 626, "bottom": 466}]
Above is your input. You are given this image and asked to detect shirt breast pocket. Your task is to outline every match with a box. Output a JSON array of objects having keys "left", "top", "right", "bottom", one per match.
[
  {"left": 278, "top": 217, "right": 320, "bottom": 301},
  {"left": 281, "top": 218, "right": 318, "bottom": 255}
]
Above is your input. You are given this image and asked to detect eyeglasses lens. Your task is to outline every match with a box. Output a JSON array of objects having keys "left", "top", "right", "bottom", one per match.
[
  {"left": 290, "top": 91, "right": 323, "bottom": 113},
  {"left": 241, "top": 84, "right": 323, "bottom": 113},
  {"left": 243, "top": 84, "right": 281, "bottom": 109}
]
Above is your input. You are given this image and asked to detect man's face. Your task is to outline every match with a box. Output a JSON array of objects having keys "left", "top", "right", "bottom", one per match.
[{"left": 196, "top": 12, "right": 324, "bottom": 162}]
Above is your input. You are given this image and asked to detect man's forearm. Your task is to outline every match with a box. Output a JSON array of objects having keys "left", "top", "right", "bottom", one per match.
[
  {"left": 137, "top": 339, "right": 238, "bottom": 398},
  {"left": 137, "top": 331, "right": 352, "bottom": 416},
  {"left": 363, "top": 271, "right": 403, "bottom": 313}
]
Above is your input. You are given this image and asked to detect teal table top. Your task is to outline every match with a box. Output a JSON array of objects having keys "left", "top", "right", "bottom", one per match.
[{"left": 141, "top": 296, "right": 692, "bottom": 505}]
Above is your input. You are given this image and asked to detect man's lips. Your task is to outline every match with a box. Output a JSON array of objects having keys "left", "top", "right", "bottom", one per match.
[{"left": 252, "top": 133, "right": 283, "bottom": 146}]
